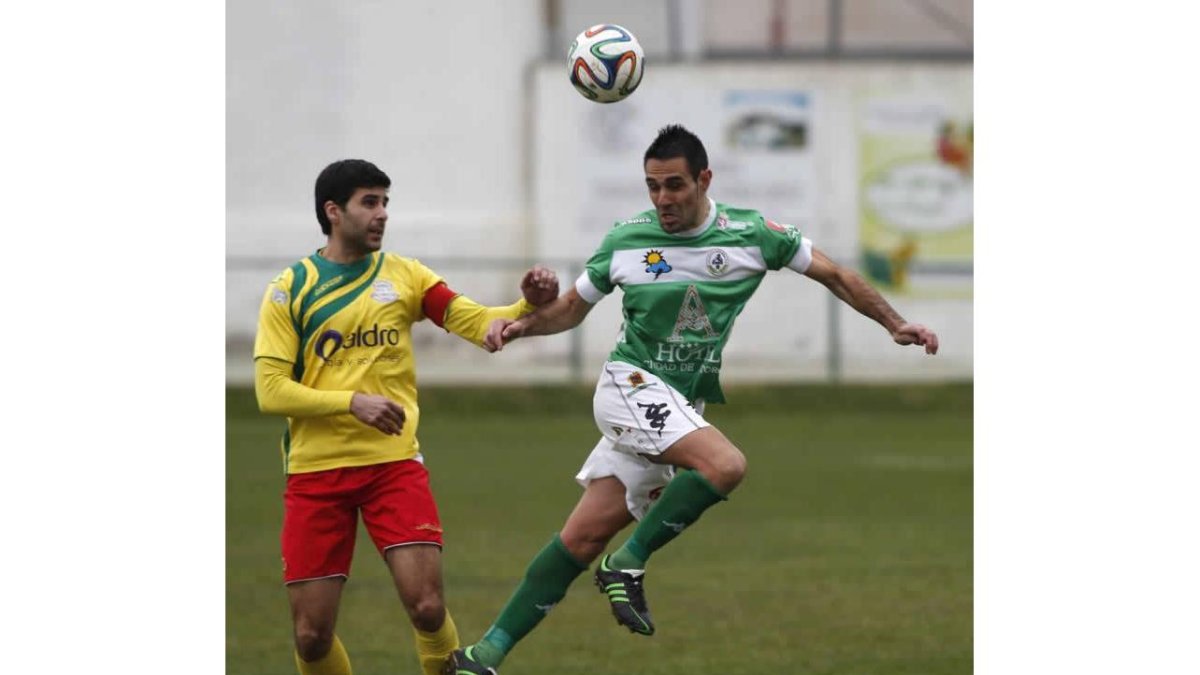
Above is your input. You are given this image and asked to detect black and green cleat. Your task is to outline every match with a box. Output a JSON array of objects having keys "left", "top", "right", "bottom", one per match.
[
  {"left": 442, "top": 647, "right": 497, "bottom": 675},
  {"left": 594, "top": 554, "right": 655, "bottom": 635}
]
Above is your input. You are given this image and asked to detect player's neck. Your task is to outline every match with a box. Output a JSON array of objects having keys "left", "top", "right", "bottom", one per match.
[{"left": 319, "top": 241, "right": 372, "bottom": 265}]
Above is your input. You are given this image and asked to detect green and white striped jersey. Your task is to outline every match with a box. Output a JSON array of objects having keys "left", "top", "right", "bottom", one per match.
[{"left": 576, "top": 198, "right": 813, "bottom": 404}]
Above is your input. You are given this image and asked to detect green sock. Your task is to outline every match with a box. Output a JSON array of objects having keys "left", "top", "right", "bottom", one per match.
[
  {"left": 607, "top": 469, "right": 727, "bottom": 570},
  {"left": 469, "top": 534, "right": 586, "bottom": 668}
]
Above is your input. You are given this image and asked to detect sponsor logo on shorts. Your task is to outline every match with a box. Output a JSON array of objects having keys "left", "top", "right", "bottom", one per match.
[
  {"left": 272, "top": 288, "right": 288, "bottom": 304},
  {"left": 637, "top": 401, "right": 671, "bottom": 437},
  {"left": 627, "top": 371, "right": 655, "bottom": 394},
  {"left": 661, "top": 520, "right": 688, "bottom": 533}
]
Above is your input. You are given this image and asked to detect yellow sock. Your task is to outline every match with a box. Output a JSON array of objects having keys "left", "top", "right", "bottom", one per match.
[
  {"left": 414, "top": 609, "right": 460, "bottom": 675},
  {"left": 294, "top": 634, "right": 352, "bottom": 675}
]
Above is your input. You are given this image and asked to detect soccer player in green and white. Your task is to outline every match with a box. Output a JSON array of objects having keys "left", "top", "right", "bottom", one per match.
[{"left": 445, "top": 125, "right": 939, "bottom": 675}]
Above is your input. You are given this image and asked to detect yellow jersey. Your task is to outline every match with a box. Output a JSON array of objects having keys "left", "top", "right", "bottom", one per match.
[{"left": 253, "top": 250, "right": 528, "bottom": 474}]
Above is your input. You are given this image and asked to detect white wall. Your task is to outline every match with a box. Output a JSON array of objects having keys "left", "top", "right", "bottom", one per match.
[{"left": 227, "top": 0, "right": 544, "bottom": 260}]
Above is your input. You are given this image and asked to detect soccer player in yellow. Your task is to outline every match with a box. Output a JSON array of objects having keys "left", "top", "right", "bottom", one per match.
[{"left": 253, "top": 159, "right": 559, "bottom": 675}]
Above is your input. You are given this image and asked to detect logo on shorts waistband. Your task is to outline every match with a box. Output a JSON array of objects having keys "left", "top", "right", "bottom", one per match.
[{"left": 627, "top": 370, "right": 655, "bottom": 394}]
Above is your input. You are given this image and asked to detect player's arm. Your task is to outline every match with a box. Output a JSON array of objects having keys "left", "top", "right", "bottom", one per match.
[
  {"left": 426, "top": 266, "right": 560, "bottom": 349},
  {"left": 483, "top": 286, "right": 595, "bottom": 352},
  {"left": 802, "top": 248, "right": 939, "bottom": 354},
  {"left": 254, "top": 358, "right": 407, "bottom": 435}
]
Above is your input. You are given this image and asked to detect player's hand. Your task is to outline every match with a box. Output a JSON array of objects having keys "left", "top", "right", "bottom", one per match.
[
  {"left": 484, "top": 317, "right": 524, "bottom": 352},
  {"left": 892, "top": 323, "right": 939, "bottom": 355},
  {"left": 520, "top": 265, "right": 559, "bottom": 307},
  {"left": 349, "top": 393, "right": 407, "bottom": 435}
]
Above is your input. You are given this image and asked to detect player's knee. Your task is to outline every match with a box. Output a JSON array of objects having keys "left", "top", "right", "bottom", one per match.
[
  {"left": 405, "top": 596, "right": 446, "bottom": 632},
  {"left": 707, "top": 446, "right": 747, "bottom": 492},
  {"left": 559, "top": 527, "right": 612, "bottom": 565},
  {"left": 294, "top": 624, "right": 335, "bottom": 662}
]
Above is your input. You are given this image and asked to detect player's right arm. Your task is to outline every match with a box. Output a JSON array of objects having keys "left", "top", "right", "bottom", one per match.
[
  {"left": 253, "top": 271, "right": 406, "bottom": 435},
  {"left": 483, "top": 286, "right": 595, "bottom": 351},
  {"left": 483, "top": 232, "right": 617, "bottom": 350},
  {"left": 803, "top": 248, "right": 939, "bottom": 354}
]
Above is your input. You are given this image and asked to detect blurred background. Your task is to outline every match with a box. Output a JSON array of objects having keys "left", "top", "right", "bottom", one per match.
[{"left": 226, "top": 0, "right": 972, "bottom": 386}]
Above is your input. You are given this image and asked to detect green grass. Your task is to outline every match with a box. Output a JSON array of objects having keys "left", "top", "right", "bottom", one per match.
[{"left": 227, "top": 383, "right": 972, "bottom": 674}]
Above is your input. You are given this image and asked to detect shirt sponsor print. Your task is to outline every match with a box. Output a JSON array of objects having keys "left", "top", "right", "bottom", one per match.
[{"left": 643, "top": 250, "right": 672, "bottom": 279}]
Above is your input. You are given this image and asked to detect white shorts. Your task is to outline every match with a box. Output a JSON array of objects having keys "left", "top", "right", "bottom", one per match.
[{"left": 574, "top": 361, "right": 710, "bottom": 520}]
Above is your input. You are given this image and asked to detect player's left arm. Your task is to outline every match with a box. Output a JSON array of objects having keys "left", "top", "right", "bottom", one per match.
[
  {"left": 428, "top": 265, "right": 560, "bottom": 349},
  {"left": 803, "top": 248, "right": 939, "bottom": 354}
]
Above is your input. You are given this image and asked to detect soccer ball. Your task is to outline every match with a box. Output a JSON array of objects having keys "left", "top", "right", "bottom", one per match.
[{"left": 567, "top": 24, "right": 645, "bottom": 103}]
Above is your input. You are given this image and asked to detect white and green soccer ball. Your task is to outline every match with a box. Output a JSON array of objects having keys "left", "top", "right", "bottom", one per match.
[{"left": 567, "top": 24, "right": 645, "bottom": 103}]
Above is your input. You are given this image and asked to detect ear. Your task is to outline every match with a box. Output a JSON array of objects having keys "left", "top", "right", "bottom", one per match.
[
  {"left": 697, "top": 168, "right": 713, "bottom": 193},
  {"left": 323, "top": 200, "right": 341, "bottom": 229}
]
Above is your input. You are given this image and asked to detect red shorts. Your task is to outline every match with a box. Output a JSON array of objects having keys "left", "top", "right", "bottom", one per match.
[{"left": 280, "top": 459, "right": 443, "bottom": 584}]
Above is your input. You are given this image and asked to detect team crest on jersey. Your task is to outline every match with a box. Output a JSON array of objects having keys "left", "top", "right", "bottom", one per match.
[
  {"left": 371, "top": 280, "right": 399, "bottom": 303},
  {"left": 643, "top": 250, "right": 672, "bottom": 279},
  {"left": 705, "top": 249, "right": 730, "bottom": 276}
]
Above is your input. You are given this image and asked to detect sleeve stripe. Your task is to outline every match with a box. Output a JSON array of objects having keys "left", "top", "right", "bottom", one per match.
[
  {"left": 575, "top": 272, "right": 607, "bottom": 304},
  {"left": 786, "top": 236, "right": 814, "bottom": 274}
]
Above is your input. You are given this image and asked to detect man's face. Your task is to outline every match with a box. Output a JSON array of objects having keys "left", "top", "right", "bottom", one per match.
[
  {"left": 644, "top": 157, "right": 712, "bottom": 234},
  {"left": 329, "top": 187, "right": 389, "bottom": 253}
]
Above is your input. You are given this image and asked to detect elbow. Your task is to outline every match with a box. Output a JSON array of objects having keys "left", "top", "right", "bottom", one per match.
[
  {"left": 255, "top": 380, "right": 286, "bottom": 415},
  {"left": 254, "top": 385, "right": 275, "bottom": 414}
]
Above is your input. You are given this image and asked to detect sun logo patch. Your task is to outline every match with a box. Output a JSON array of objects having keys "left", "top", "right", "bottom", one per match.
[{"left": 643, "top": 249, "right": 672, "bottom": 279}]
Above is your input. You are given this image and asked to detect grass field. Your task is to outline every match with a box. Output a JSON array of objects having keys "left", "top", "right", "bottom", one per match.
[{"left": 227, "top": 383, "right": 972, "bottom": 674}]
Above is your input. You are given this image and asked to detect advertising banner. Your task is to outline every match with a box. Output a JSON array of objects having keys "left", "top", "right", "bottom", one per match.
[{"left": 858, "top": 78, "right": 973, "bottom": 297}]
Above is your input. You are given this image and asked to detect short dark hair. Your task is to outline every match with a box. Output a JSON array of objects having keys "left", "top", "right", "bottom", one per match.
[
  {"left": 314, "top": 159, "right": 391, "bottom": 235},
  {"left": 643, "top": 124, "right": 708, "bottom": 178}
]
